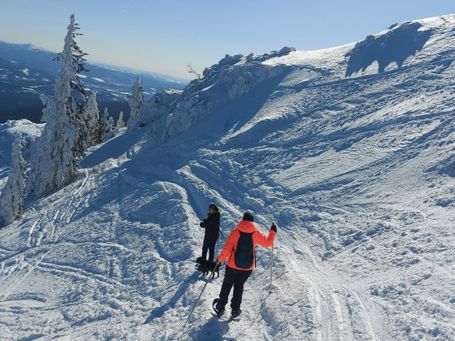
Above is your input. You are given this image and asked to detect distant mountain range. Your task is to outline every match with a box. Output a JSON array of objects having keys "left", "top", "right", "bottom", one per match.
[{"left": 0, "top": 40, "right": 188, "bottom": 123}]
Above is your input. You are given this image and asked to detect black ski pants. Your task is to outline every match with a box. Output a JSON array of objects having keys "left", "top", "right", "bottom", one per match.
[
  {"left": 201, "top": 235, "right": 217, "bottom": 263},
  {"left": 218, "top": 266, "right": 252, "bottom": 311}
]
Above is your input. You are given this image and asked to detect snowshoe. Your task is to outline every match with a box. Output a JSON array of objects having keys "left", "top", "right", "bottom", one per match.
[
  {"left": 212, "top": 298, "right": 224, "bottom": 318},
  {"left": 195, "top": 257, "right": 205, "bottom": 264}
]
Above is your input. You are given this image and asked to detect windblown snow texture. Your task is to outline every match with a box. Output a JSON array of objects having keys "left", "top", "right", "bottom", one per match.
[{"left": 0, "top": 15, "right": 454, "bottom": 340}]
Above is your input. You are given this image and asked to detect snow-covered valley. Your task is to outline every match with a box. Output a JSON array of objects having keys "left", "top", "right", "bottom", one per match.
[{"left": 0, "top": 14, "right": 454, "bottom": 340}]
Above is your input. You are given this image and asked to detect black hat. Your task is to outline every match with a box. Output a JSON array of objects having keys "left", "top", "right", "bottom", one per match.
[
  {"left": 242, "top": 211, "right": 254, "bottom": 222},
  {"left": 208, "top": 203, "right": 219, "bottom": 211}
]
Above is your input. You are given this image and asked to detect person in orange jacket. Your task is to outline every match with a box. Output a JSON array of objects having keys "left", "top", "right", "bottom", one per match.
[{"left": 213, "top": 211, "right": 277, "bottom": 318}]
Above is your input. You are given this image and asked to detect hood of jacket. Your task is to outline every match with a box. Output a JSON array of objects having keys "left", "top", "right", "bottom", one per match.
[{"left": 236, "top": 220, "right": 257, "bottom": 233}]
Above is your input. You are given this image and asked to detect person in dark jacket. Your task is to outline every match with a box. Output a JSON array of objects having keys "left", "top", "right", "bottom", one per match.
[
  {"left": 213, "top": 211, "right": 276, "bottom": 318},
  {"left": 196, "top": 203, "right": 221, "bottom": 266}
]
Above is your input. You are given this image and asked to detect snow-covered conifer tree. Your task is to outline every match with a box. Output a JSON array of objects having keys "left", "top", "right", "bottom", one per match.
[
  {"left": 40, "top": 94, "right": 56, "bottom": 123},
  {"left": 55, "top": 14, "right": 88, "bottom": 157},
  {"left": 127, "top": 75, "right": 144, "bottom": 131},
  {"left": 115, "top": 111, "right": 125, "bottom": 131},
  {"left": 29, "top": 14, "right": 86, "bottom": 198},
  {"left": 0, "top": 137, "right": 27, "bottom": 227},
  {"left": 83, "top": 91, "right": 101, "bottom": 146},
  {"left": 100, "top": 107, "right": 115, "bottom": 141},
  {"left": 54, "top": 15, "right": 88, "bottom": 99}
]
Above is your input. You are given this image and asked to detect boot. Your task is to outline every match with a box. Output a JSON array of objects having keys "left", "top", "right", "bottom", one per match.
[
  {"left": 212, "top": 298, "right": 225, "bottom": 318},
  {"left": 231, "top": 308, "right": 241, "bottom": 318}
]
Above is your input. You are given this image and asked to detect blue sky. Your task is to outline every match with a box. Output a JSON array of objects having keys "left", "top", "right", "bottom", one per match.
[{"left": 1, "top": 0, "right": 454, "bottom": 79}]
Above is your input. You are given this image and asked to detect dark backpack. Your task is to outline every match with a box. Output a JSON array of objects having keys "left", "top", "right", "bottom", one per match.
[{"left": 234, "top": 232, "right": 254, "bottom": 269}]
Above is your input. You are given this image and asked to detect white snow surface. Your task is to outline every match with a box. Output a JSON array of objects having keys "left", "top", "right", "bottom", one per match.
[{"left": 0, "top": 15, "right": 454, "bottom": 340}]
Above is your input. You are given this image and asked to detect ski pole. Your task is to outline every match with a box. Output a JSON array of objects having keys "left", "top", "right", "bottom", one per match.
[
  {"left": 264, "top": 207, "right": 277, "bottom": 293},
  {"left": 269, "top": 243, "right": 274, "bottom": 293},
  {"left": 182, "top": 280, "right": 209, "bottom": 332},
  {"left": 182, "top": 265, "right": 219, "bottom": 332}
]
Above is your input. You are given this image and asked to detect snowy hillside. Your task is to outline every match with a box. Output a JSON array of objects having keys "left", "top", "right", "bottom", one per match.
[{"left": 0, "top": 14, "right": 454, "bottom": 340}]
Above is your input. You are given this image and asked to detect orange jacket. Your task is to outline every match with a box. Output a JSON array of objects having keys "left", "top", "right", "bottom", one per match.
[{"left": 217, "top": 220, "right": 276, "bottom": 271}]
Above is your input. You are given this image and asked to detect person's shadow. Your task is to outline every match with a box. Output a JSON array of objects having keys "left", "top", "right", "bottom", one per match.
[{"left": 189, "top": 315, "right": 236, "bottom": 341}]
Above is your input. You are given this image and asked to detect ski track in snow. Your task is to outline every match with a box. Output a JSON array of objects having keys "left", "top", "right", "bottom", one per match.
[
  {"left": 0, "top": 172, "right": 91, "bottom": 302},
  {"left": 284, "top": 231, "right": 378, "bottom": 341}
]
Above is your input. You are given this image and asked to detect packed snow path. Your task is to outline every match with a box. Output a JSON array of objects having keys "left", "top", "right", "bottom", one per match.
[{"left": 0, "top": 14, "right": 454, "bottom": 340}]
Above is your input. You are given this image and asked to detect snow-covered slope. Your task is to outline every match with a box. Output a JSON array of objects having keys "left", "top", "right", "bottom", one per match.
[{"left": 0, "top": 15, "right": 454, "bottom": 340}]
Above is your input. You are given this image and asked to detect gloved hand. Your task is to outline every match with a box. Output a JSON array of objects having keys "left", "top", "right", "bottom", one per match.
[
  {"left": 199, "top": 222, "right": 204, "bottom": 227},
  {"left": 271, "top": 223, "right": 277, "bottom": 232}
]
